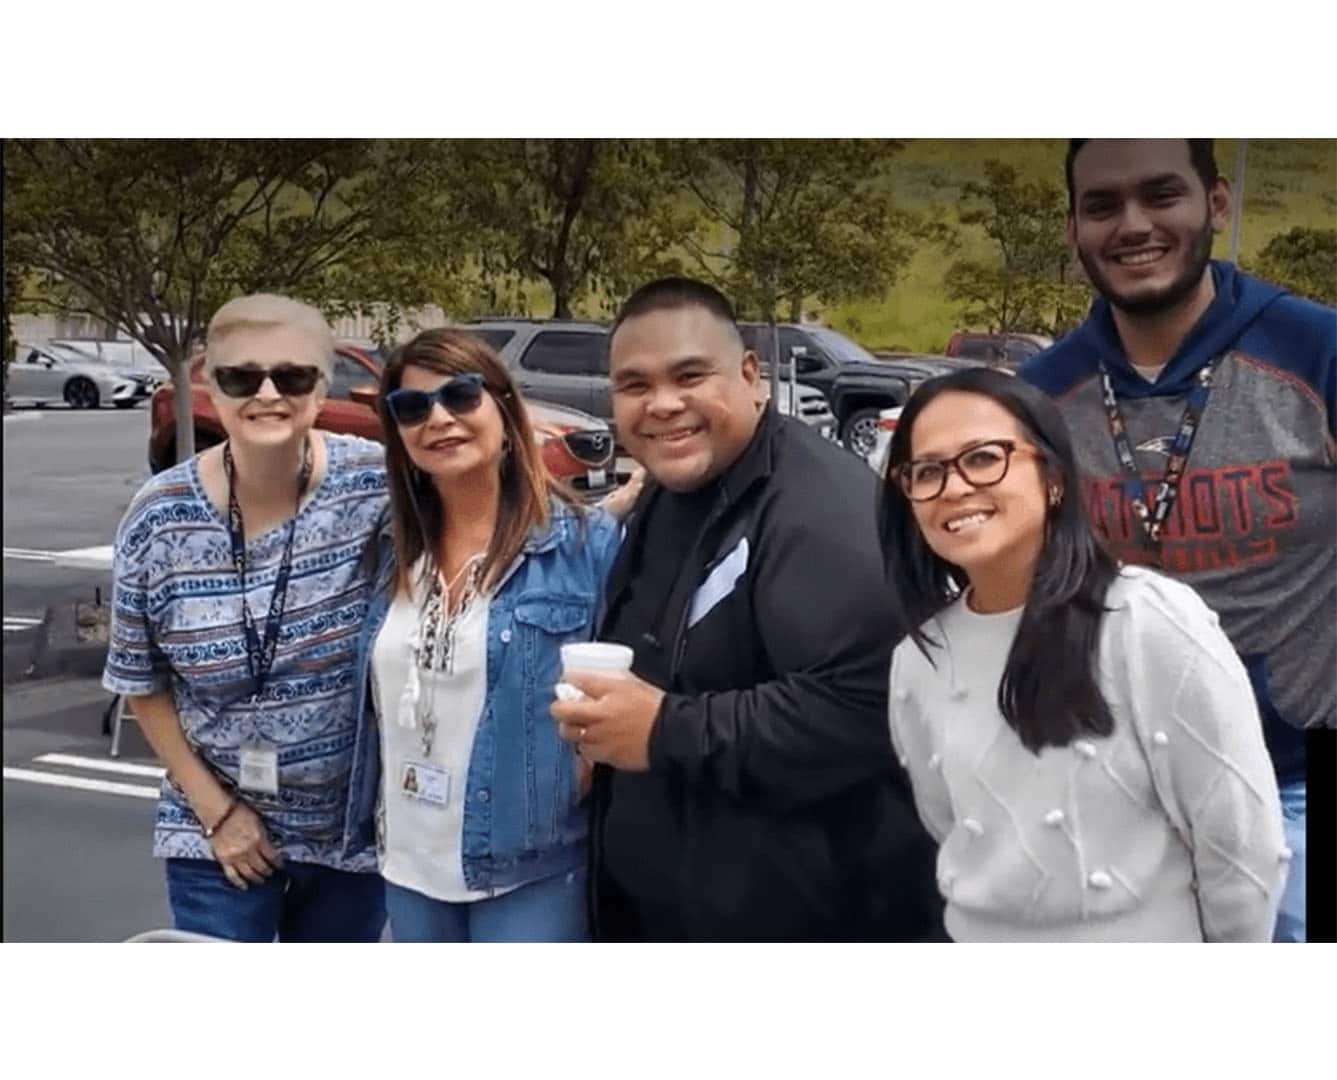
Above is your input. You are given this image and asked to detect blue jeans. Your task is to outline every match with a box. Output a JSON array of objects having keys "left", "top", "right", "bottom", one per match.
[
  {"left": 1273, "top": 779, "right": 1306, "bottom": 943},
  {"left": 165, "top": 858, "right": 386, "bottom": 943},
  {"left": 386, "top": 870, "right": 587, "bottom": 942}
]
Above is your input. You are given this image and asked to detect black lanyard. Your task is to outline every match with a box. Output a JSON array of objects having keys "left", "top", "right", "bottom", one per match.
[
  {"left": 224, "top": 438, "right": 314, "bottom": 700},
  {"left": 1098, "top": 354, "right": 1222, "bottom": 552}
]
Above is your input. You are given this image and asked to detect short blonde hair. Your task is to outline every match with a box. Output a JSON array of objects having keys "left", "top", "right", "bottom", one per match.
[{"left": 205, "top": 294, "right": 335, "bottom": 380}]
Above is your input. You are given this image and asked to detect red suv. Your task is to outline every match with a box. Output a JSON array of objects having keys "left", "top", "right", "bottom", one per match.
[
  {"left": 943, "top": 331, "right": 1052, "bottom": 368},
  {"left": 147, "top": 343, "right": 617, "bottom": 492}
]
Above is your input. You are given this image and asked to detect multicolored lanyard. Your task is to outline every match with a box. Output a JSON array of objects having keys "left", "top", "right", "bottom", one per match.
[
  {"left": 1097, "top": 354, "right": 1222, "bottom": 552},
  {"left": 224, "top": 438, "right": 314, "bottom": 700}
]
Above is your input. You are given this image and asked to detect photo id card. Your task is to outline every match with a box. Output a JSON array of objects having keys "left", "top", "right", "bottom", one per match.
[
  {"left": 400, "top": 761, "right": 449, "bottom": 807},
  {"left": 239, "top": 742, "right": 279, "bottom": 796}
]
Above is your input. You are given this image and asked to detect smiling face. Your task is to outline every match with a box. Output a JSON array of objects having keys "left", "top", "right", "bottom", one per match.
[
  {"left": 1069, "top": 139, "right": 1230, "bottom": 317},
  {"left": 205, "top": 324, "right": 328, "bottom": 452},
  {"left": 395, "top": 362, "right": 507, "bottom": 484},
  {"left": 609, "top": 305, "right": 762, "bottom": 493},
  {"left": 905, "top": 391, "right": 1054, "bottom": 590}
]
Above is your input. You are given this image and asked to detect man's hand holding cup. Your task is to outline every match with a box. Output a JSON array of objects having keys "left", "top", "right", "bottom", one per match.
[{"left": 552, "top": 643, "right": 664, "bottom": 773}]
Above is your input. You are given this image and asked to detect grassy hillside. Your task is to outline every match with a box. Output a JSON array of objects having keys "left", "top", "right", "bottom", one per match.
[
  {"left": 830, "top": 138, "right": 1337, "bottom": 351},
  {"left": 534, "top": 138, "right": 1335, "bottom": 353}
]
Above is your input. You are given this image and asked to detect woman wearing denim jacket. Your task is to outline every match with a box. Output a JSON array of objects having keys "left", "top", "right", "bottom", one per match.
[{"left": 352, "top": 329, "right": 624, "bottom": 942}]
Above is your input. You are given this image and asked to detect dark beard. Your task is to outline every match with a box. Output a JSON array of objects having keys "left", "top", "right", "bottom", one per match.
[{"left": 1078, "top": 216, "right": 1214, "bottom": 318}]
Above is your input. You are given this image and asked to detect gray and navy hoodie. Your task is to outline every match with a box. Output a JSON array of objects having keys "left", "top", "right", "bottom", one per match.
[{"left": 1022, "top": 261, "right": 1336, "bottom": 782}]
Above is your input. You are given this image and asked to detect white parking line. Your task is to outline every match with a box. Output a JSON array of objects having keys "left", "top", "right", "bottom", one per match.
[
  {"left": 2, "top": 547, "right": 56, "bottom": 562},
  {"left": 4, "top": 545, "right": 117, "bottom": 569},
  {"left": 2, "top": 411, "right": 40, "bottom": 423},
  {"left": 4, "top": 615, "right": 44, "bottom": 633},
  {"left": 3, "top": 767, "right": 159, "bottom": 799},
  {"left": 41, "top": 544, "right": 116, "bottom": 570},
  {"left": 33, "top": 753, "right": 165, "bottom": 779}
]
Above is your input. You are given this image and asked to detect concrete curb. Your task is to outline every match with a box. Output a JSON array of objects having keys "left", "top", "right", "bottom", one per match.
[
  {"left": 2, "top": 614, "right": 47, "bottom": 684},
  {"left": 51, "top": 600, "right": 111, "bottom": 680},
  {"left": 7, "top": 601, "right": 110, "bottom": 685}
]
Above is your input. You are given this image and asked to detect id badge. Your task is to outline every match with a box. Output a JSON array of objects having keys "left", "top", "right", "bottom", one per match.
[
  {"left": 400, "top": 761, "right": 449, "bottom": 807},
  {"left": 239, "top": 742, "right": 280, "bottom": 796}
]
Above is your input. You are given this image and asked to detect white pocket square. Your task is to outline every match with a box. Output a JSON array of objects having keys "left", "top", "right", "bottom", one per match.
[{"left": 687, "top": 537, "right": 749, "bottom": 629}]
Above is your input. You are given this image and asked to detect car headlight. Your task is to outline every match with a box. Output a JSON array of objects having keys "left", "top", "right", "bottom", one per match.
[{"left": 561, "top": 430, "right": 614, "bottom": 468}]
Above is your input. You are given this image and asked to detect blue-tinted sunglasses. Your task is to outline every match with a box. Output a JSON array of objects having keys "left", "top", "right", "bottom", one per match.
[{"left": 384, "top": 372, "right": 486, "bottom": 427}]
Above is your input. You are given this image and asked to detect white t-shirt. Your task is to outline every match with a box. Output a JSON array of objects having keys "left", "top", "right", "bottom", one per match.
[
  {"left": 888, "top": 566, "right": 1288, "bottom": 942},
  {"left": 372, "top": 569, "right": 515, "bottom": 903}
]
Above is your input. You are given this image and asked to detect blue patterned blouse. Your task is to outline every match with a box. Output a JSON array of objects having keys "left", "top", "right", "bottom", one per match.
[{"left": 103, "top": 434, "right": 388, "bottom": 871}]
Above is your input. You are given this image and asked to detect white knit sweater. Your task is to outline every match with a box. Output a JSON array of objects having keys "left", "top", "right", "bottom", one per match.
[{"left": 888, "top": 566, "right": 1288, "bottom": 942}]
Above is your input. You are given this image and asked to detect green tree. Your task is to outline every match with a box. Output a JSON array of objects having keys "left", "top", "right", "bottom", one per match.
[
  {"left": 2, "top": 239, "right": 24, "bottom": 407},
  {"left": 944, "top": 160, "right": 1089, "bottom": 336},
  {"left": 1251, "top": 226, "right": 1337, "bottom": 306},
  {"left": 666, "top": 139, "right": 917, "bottom": 322},
  {"left": 3, "top": 139, "right": 456, "bottom": 460},
  {"left": 444, "top": 139, "right": 678, "bottom": 319}
]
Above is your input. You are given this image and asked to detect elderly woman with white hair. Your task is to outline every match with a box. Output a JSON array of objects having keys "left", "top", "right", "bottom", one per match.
[{"left": 103, "top": 294, "right": 390, "bottom": 942}]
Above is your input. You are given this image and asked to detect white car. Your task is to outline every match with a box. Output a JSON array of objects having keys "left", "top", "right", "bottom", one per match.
[
  {"left": 46, "top": 341, "right": 164, "bottom": 399},
  {"left": 48, "top": 337, "right": 162, "bottom": 373},
  {"left": 759, "top": 378, "right": 837, "bottom": 440},
  {"left": 866, "top": 405, "right": 903, "bottom": 478},
  {"left": 6, "top": 343, "right": 151, "bottom": 409}
]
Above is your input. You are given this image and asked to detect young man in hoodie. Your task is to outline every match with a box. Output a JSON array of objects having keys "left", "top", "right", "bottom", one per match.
[{"left": 1021, "top": 139, "right": 1336, "bottom": 943}]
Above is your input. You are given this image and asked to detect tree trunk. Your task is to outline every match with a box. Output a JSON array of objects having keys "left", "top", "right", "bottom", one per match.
[
  {"left": 546, "top": 140, "right": 595, "bottom": 322},
  {"left": 741, "top": 156, "right": 757, "bottom": 235},
  {"left": 768, "top": 319, "right": 780, "bottom": 408},
  {"left": 551, "top": 280, "right": 572, "bottom": 319},
  {"left": 171, "top": 355, "right": 196, "bottom": 465}
]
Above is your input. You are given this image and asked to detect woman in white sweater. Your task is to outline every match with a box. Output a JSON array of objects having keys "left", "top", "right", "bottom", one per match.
[{"left": 879, "top": 368, "right": 1287, "bottom": 942}]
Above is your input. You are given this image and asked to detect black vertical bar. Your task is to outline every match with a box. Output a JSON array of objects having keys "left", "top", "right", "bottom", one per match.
[{"left": 1306, "top": 728, "right": 1336, "bottom": 943}]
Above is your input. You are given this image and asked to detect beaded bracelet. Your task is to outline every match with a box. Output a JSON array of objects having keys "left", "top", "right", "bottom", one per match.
[{"left": 203, "top": 797, "right": 241, "bottom": 840}]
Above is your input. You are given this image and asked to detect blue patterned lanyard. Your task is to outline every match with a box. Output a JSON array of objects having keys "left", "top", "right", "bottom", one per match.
[
  {"left": 1097, "top": 354, "right": 1222, "bottom": 551},
  {"left": 224, "top": 438, "right": 313, "bottom": 700}
]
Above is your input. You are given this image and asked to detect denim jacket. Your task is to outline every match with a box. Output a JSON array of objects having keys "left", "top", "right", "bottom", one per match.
[{"left": 345, "top": 500, "right": 621, "bottom": 892}]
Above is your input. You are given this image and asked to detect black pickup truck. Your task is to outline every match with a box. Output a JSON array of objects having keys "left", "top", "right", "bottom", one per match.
[{"left": 739, "top": 322, "right": 984, "bottom": 459}]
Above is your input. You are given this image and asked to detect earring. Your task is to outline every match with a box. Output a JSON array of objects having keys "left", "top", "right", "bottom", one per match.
[{"left": 1048, "top": 487, "right": 1062, "bottom": 508}]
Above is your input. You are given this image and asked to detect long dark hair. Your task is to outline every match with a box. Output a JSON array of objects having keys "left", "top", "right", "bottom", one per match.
[
  {"left": 377, "top": 328, "right": 576, "bottom": 598},
  {"left": 879, "top": 368, "right": 1119, "bottom": 753}
]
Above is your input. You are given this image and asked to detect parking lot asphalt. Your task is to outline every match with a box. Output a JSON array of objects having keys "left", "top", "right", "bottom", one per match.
[{"left": 4, "top": 404, "right": 153, "bottom": 685}]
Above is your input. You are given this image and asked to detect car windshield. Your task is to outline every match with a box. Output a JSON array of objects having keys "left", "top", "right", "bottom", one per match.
[
  {"left": 804, "top": 327, "right": 877, "bottom": 365},
  {"left": 47, "top": 344, "right": 103, "bottom": 365}
]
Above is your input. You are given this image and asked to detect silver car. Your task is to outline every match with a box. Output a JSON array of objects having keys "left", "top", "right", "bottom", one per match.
[
  {"left": 463, "top": 319, "right": 837, "bottom": 440},
  {"left": 6, "top": 343, "right": 149, "bottom": 409}
]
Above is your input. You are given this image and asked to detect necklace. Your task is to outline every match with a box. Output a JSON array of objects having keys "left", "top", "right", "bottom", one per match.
[{"left": 414, "top": 552, "right": 486, "bottom": 759}]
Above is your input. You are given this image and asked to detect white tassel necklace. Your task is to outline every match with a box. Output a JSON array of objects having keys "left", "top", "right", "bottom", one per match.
[{"left": 396, "top": 552, "right": 487, "bottom": 761}]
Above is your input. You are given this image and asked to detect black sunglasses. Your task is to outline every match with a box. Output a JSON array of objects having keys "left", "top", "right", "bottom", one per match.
[
  {"left": 214, "top": 364, "right": 324, "bottom": 399},
  {"left": 385, "top": 372, "right": 486, "bottom": 427}
]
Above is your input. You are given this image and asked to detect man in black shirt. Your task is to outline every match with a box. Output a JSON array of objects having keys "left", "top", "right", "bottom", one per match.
[{"left": 552, "top": 278, "right": 942, "bottom": 941}]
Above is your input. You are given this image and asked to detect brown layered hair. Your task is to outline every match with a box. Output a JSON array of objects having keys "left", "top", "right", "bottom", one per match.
[{"left": 377, "top": 328, "right": 569, "bottom": 598}]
